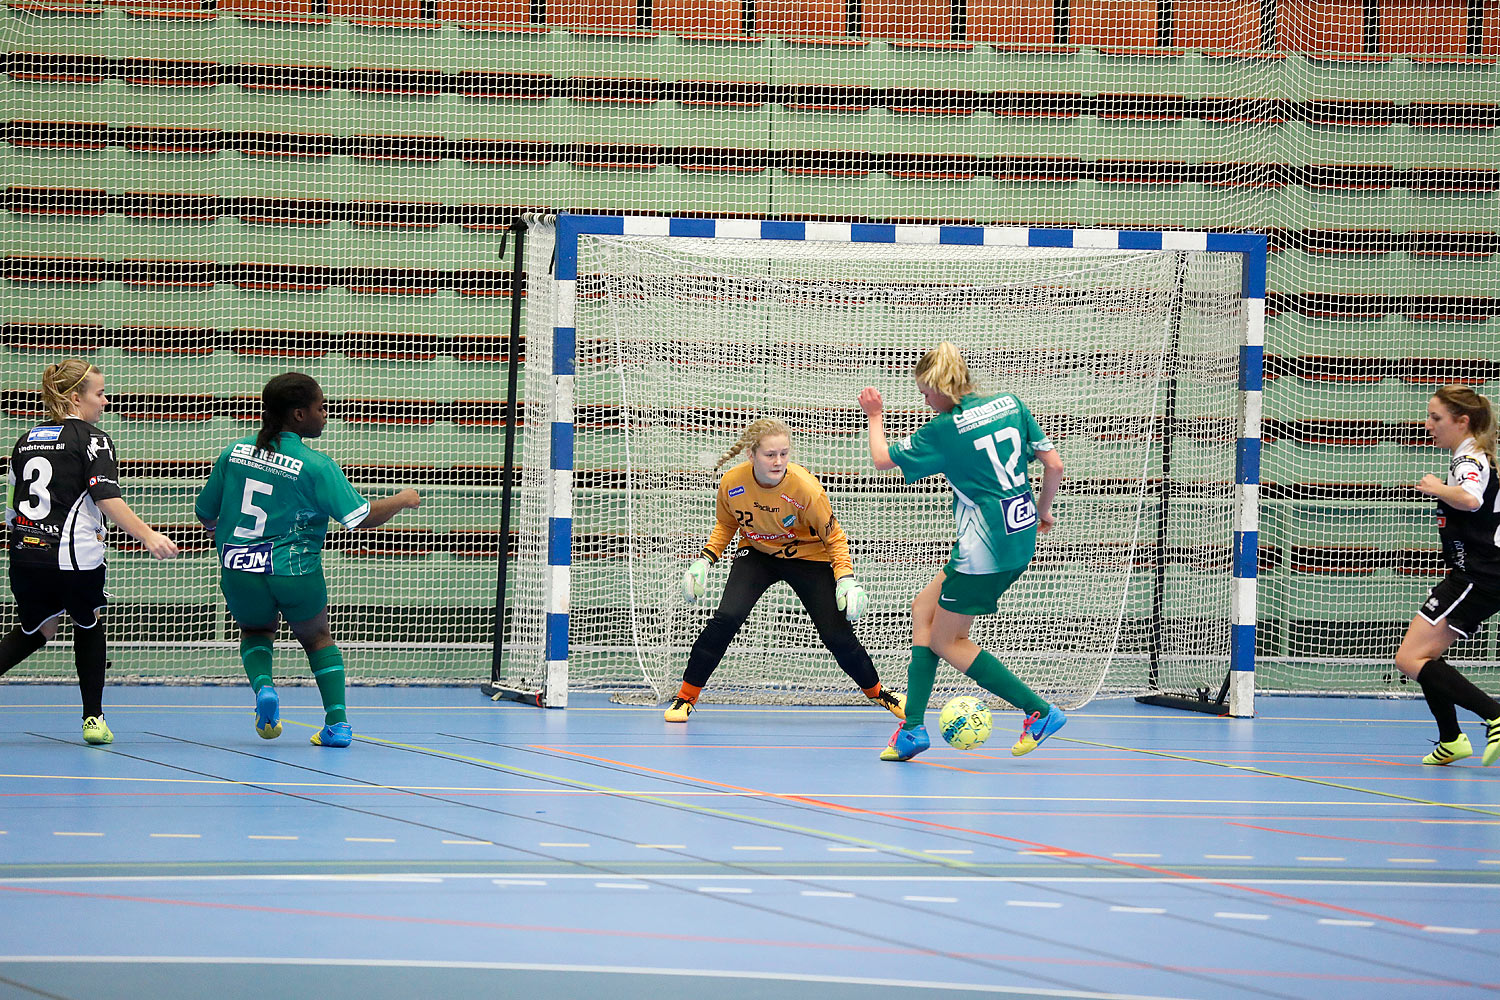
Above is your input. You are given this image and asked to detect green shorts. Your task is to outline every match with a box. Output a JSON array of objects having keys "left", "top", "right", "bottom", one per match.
[
  {"left": 939, "top": 564, "right": 1027, "bottom": 616},
  {"left": 220, "top": 569, "right": 328, "bottom": 628}
]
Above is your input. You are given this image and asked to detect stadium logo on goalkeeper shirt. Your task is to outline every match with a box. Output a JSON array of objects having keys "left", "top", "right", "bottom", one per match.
[{"left": 1001, "top": 494, "right": 1037, "bottom": 533}]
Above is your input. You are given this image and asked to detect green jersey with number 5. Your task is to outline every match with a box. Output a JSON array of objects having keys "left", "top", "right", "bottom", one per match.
[
  {"left": 195, "top": 432, "right": 370, "bottom": 576},
  {"left": 889, "top": 391, "right": 1055, "bottom": 574}
]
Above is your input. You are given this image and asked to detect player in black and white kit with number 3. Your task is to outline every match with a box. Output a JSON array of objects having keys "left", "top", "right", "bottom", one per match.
[
  {"left": 1, "top": 360, "right": 179, "bottom": 744},
  {"left": 1397, "top": 384, "right": 1500, "bottom": 766}
]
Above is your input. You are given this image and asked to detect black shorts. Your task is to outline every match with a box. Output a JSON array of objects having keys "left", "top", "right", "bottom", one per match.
[
  {"left": 8, "top": 561, "right": 108, "bottom": 632},
  {"left": 1418, "top": 570, "right": 1500, "bottom": 638}
]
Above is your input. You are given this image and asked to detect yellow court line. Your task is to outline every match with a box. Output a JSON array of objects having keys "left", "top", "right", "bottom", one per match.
[
  {"left": 346, "top": 729, "right": 997, "bottom": 871},
  {"left": 1058, "top": 737, "right": 1500, "bottom": 819}
]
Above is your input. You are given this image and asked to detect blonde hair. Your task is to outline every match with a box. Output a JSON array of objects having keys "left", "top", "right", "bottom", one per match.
[
  {"left": 1433, "top": 384, "right": 1498, "bottom": 464},
  {"left": 715, "top": 417, "right": 792, "bottom": 471},
  {"left": 41, "top": 359, "right": 101, "bottom": 423},
  {"left": 913, "top": 342, "right": 977, "bottom": 406}
]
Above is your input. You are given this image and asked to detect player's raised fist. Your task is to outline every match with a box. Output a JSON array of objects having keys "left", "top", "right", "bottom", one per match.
[{"left": 858, "top": 387, "right": 883, "bottom": 416}]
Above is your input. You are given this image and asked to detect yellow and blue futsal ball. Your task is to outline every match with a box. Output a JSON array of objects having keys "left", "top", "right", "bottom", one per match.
[{"left": 938, "top": 696, "right": 993, "bottom": 750}]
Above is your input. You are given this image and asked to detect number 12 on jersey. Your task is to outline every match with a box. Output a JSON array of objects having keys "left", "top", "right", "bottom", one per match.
[{"left": 973, "top": 428, "right": 1026, "bottom": 489}]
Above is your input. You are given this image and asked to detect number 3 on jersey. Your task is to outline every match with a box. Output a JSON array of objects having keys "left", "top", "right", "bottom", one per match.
[
  {"left": 234, "top": 479, "right": 274, "bottom": 539},
  {"left": 17, "top": 456, "right": 54, "bottom": 520},
  {"left": 973, "top": 428, "right": 1026, "bottom": 489}
]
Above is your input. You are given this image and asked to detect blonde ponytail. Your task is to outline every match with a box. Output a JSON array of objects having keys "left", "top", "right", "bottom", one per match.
[
  {"left": 41, "top": 359, "right": 101, "bottom": 423},
  {"left": 715, "top": 417, "right": 792, "bottom": 471},
  {"left": 913, "top": 342, "right": 977, "bottom": 406}
]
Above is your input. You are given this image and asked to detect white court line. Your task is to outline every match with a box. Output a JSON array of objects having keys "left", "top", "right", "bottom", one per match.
[
  {"left": 52, "top": 832, "right": 103, "bottom": 837},
  {"left": 801, "top": 890, "right": 855, "bottom": 898},
  {"left": 1111, "top": 907, "right": 1165, "bottom": 914},
  {"left": 1388, "top": 858, "right": 1436, "bottom": 864},
  {"left": 1111, "top": 853, "right": 1160, "bottom": 859},
  {"left": 1423, "top": 925, "right": 1479, "bottom": 935},
  {"left": 698, "top": 886, "right": 752, "bottom": 894},
  {"left": 0, "top": 956, "right": 1202, "bottom": 999},
  {"left": 1215, "top": 912, "right": 1269, "bottom": 921},
  {"left": 596, "top": 882, "right": 649, "bottom": 890},
  {"left": 246, "top": 835, "right": 297, "bottom": 841},
  {"left": 1318, "top": 919, "right": 1373, "bottom": 927},
  {"left": 442, "top": 840, "right": 493, "bottom": 846},
  {"left": 1007, "top": 901, "right": 1062, "bottom": 909},
  {"left": 903, "top": 895, "right": 959, "bottom": 903},
  {"left": 4, "top": 873, "right": 1499, "bottom": 892},
  {"left": 827, "top": 846, "right": 876, "bottom": 853}
]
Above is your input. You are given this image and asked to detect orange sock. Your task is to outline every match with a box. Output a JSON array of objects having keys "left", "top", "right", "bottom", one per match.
[
  {"left": 677, "top": 682, "right": 703, "bottom": 704},
  {"left": 862, "top": 682, "right": 882, "bottom": 699}
]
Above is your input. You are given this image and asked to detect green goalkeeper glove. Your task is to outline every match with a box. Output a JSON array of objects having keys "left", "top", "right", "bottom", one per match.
[
  {"left": 681, "top": 557, "right": 711, "bottom": 603},
  {"left": 835, "top": 577, "right": 868, "bottom": 623}
]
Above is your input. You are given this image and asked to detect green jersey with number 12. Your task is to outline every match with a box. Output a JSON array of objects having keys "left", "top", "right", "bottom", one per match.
[
  {"left": 889, "top": 391, "right": 1055, "bottom": 574},
  {"left": 195, "top": 431, "right": 370, "bottom": 576}
]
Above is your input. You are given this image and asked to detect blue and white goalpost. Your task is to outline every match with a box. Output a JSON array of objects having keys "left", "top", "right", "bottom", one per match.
[{"left": 506, "top": 214, "right": 1264, "bottom": 717}]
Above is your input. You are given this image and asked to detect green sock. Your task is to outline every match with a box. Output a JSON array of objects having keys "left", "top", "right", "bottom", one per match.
[
  {"left": 965, "top": 649, "right": 1048, "bottom": 716},
  {"left": 240, "top": 635, "right": 274, "bottom": 693},
  {"left": 308, "top": 644, "right": 347, "bottom": 726},
  {"left": 902, "top": 646, "right": 940, "bottom": 731}
]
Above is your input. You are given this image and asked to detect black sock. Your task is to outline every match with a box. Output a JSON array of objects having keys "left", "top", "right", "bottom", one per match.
[
  {"left": 73, "top": 621, "right": 107, "bottom": 720},
  {"left": 1422, "top": 657, "right": 1500, "bottom": 724},
  {"left": 1417, "top": 664, "right": 1463, "bottom": 742},
  {"left": 0, "top": 625, "right": 49, "bottom": 679}
]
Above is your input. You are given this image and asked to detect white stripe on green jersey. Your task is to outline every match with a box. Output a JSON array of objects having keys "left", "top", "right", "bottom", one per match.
[{"left": 890, "top": 391, "right": 1054, "bottom": 574}]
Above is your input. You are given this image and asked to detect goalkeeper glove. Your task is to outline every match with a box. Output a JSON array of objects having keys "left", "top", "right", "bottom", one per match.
[
  {"left": 835, "top": 577, "right": 868, "bottom": 623},
  {"left": 681, "top": 557, "right": 711, "bottom": 603}
]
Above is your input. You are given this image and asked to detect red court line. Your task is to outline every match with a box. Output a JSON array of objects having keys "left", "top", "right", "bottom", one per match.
[
  {"left": 1230, "top": 821, "right": 1500, "bottom": 854},
  {"left": 0, "top": 883, "right": 929, "bottom": 954},
  {"left": 543, "top": 746, "right": 1494, "bottom": 932}
]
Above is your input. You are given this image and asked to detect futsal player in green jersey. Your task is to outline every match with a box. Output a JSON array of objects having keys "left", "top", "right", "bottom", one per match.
[
  {"left": 195, "top": 373, "right": 420, "bottom": 747},
  {"left": 859, "top": 342, "right": 1066, "bottom": 762}
]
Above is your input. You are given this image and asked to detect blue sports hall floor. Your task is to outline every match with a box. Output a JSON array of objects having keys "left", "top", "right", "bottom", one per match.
[{"left": 0, "top": 685, "right": 1497, "bottom": 1000}]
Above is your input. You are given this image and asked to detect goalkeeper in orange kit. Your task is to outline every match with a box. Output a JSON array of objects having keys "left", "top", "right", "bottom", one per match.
[{"left": 665, "top": 417, "right": 905, "bottom": 723}]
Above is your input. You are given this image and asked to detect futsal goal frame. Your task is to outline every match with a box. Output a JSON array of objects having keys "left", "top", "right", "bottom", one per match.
[{"left": 520, "top": 213, "right": 1266, "bottom": 716}]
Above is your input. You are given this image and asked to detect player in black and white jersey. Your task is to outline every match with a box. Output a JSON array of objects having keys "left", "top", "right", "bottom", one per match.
[
  {"left": 1, "top": 360, "right": 179, "bottom": 744},
  {"left": 1398, "top": 385, "right": 1500, "bottom": 766}
]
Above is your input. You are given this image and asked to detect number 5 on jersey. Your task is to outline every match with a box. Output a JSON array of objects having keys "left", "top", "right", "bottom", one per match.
[{"left": 234, "top": 479, "right": 273, "bottom": 539}]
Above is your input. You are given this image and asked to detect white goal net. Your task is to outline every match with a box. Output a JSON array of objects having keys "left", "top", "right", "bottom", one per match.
[{"left": 504, "top": 221, "right": 1246, "bottom": 710}]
